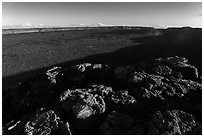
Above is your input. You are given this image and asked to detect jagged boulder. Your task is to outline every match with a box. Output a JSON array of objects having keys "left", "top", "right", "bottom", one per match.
[
  {"left": 148, "top": 110, "right": 197, "bottom": 135},
  {"left": 24, "top": 110, "right": 62, "bottom": 135},
  {"left": 156, "top": 56, "right": 199, "bottom": 80},
  {"left": 46, "top": 66, "right": 62, "bottom": 84},
  {"left": 98, "top": 111, "right": 144, "bottom": 135},
  {"left": 129, "top": 71, "right": 164, "bottom": 89},
  {"left": 59, "top": 84, "right": 111, "bottom": 134},
  {"left": 128, "top": 71, "right": 201, "bottom": 106},
  {"left": 60, "top": 84, "right": 112, "bottom": 119},
  {"left": 72, "top": 93, "right": 106, "bottom": 119}
]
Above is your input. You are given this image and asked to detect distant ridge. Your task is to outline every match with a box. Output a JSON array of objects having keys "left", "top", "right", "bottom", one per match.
[
  {"left": 2, "top": 25, "right": 201, "bottom": 35},
  {"left": 3, "top": 23, "right": 200, "bottom": 30},
  {"left": 2, "top": 25, "right": 157, "bottom": 35}
]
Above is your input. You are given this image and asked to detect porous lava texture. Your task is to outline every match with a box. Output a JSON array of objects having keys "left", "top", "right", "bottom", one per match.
[{"left": 2, "top": 56, "right": 202, "bottom": 135}]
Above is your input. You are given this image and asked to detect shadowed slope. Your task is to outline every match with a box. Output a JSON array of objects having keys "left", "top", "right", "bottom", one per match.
[{"left": 3, "top": 27, "right": 201, "bottom": 90}]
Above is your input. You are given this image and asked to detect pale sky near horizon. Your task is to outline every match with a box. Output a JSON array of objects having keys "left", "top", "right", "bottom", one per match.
[{"left": 2, "top": 2, "right": 202, "bottom": 27}]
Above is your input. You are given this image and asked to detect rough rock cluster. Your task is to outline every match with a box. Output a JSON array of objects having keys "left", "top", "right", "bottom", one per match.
[
  {"left": 2, "top": 56, "right": 202, "bottom": 135},
  {"left": 149, "top": 110, "right": 197, "bottom": 135}
]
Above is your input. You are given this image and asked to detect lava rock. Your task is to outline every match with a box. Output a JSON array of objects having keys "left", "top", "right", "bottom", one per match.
[
  {"left": 156, "top": 56, "right": 188, "bottom": 67},
  {"left": 152, "top": 65, "right": 172, "bottom": 76},
  {"left": 156, "top": 56, "right": 199, "bottom": 80},
  {"left": 72, "top": 93, "right": 106, "bottom": 119},
  {"left": 110, "top": 90, "right": 136, "bottom": 105},
  {"left": 129, "top": 71, "right": 164, "bottom": 89},
  {"left": 169, "top": 78, "right": 202, "bottom": 104},
  {"left": 24, "top": 110, "right": 62, "bottom": 135},
  {"left": 72, "top": 63, "right": 92, "bottom": 73},
  {"left": 59, "top": 84, "right": 113, "bottom": 102},
  {"left": 60, "top": 89, "right": 79, "bottom": 102},
  {"left": 60, "top": 84, "right": 111, "bottom": 119},
  {"left": 2, "top": 56, "right": 202, "bottom": 135},
  {"left": 128, "top": 71, "right": 201, "bottom": 106},
  {"left": 107, "top": 90, "right": 144, "bottom": 114},
  {"left": 46, "top": 66, "right": 62, "bottom": 84},
  {"left": 87, "top": 84, "right": 113, "bottom": 97},
  {"left": 149, "top": 110, "right": 197, "bottom": 135},
  {"left": 128, "top": 71, "right": 165, "bottom": 103}
]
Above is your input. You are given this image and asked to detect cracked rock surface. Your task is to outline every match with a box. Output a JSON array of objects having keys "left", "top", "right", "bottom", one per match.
[{"left": 2, "top": 56, "right": 202, "bottom": 135}]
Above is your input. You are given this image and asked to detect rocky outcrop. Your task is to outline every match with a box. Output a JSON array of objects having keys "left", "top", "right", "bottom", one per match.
[
  {"left": 60, "top": 84, "right": 112, "bottom": 119},
  {"left": 128, "top": 60, "right": 201, "bottom": 107},
  {"left": 148, "top": 110, "right": 197, "bottom": 135},
  {"left": 155, "top": 56, "right": 199, "bottom": 80},
  {"left": 72, "top": 93, "right": 106, "bottom": 119},
  {"left": 2, "top": 56, "right": 202, "bottom": 135},
  {"left": 24, "top": 110, "right": 62, "bottom": 135}
]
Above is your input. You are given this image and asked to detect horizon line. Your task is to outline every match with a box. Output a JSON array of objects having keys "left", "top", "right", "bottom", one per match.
[{"left": 2, "top": 25, "right": 202, "bottom": 29}]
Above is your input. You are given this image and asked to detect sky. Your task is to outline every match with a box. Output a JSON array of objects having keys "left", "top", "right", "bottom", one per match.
[{"left": 2, "top": 2, "right": 202, "bottom": 28}]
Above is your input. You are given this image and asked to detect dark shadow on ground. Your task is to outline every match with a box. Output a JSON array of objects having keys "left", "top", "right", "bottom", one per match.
[{"left": 3, "top": 27, "right": 202, "bottom": 90}]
